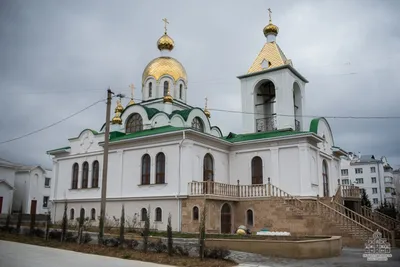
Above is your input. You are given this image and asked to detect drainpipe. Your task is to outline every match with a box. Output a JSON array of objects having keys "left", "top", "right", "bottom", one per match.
[{"left": 176, "top": 130, "right": 186, "bottom": 232}]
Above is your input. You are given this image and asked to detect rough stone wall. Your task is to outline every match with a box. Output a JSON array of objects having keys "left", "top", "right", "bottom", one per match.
[{"left": 181, "top": 197, "right": 354, "bottom": 239}]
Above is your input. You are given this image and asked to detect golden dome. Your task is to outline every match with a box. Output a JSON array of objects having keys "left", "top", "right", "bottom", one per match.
[
  {"left": 157, "top": 34, "right": 174, "bottom": 51},
  {"left": 204, "top": 108, "right": 210, "bottom": 118},
  {"left": 127, "top": 99, "right": 135, "bottom": 106},
  {"left": 111, "top": 115, "right": 122, "bottom": 125},
  {"left": 263, "top": 22, "right": 279, "bottom": 37},
  {"left": 111, "top": 100, "right": 123, "bottom": 125},
  {"left": 163, "top": 93, "right": 173, "bottom": 103},
  {"left": 142, "top": 56, "right": 187, "bottom": 85}
]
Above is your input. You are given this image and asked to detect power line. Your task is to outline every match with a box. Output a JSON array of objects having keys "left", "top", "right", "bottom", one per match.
[
  {"left": 0, "top": 98, "right": 105, "bottom": 145},
  {"left": 118, "top": 95, "right": 400, "bottom": 120}
]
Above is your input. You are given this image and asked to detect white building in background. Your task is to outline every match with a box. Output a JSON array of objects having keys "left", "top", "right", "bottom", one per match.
[
  {"left": 0, "top": 158, "right": 16, "bottom": 214},
  {"left": 0, "top": 158, "right": 52, "bottom": 215},
  {"left": 393, "top": 169, "right": 400, "bottom": 209},
  {"left": 47, "top": 16, "right": 347, "bottom": 232},
  {"left": 340, "top": 153, "right": 396, "bottom": 208}
]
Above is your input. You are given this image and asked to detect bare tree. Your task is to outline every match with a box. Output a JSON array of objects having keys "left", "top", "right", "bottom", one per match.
[
  {"left": 16, "top": 202, "right": 23, "bottom": 234},
  {"left": 143, "top": 206, "right": 150, "bottom": 253}
]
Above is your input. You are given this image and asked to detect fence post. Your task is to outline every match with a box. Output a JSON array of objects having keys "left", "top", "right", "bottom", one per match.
[
  {"left": 316, "top": 194, "right": 320, "bottom": 214},
  {"left": 267, "top": 177, "right": 271, "bottom": 196},
  {"left": 237, "top": 180, "right": 240, "bottom": 197},
  {"left": 391, "top": 230, "right": 396, "bottom": 248}
]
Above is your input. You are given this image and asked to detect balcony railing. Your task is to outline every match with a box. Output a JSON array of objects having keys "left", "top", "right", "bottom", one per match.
[
  {"left": 341, "top": 185, "right": 361, "bottom": 198},
  {"left": 189, "top": 179, "right": 297, "bottom": 199},
  {"left": 295, "top": 119, "right": 300, "bottom": 131},
  {"left": 256, "top": 116, "right": 277, "bottom": 132}
]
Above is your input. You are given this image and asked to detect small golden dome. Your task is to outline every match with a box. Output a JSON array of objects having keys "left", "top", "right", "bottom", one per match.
[
  {"left": 157, "top": 34, "right": 174, "bottom": 51},
  {"left": 163, "top": 93, "right": 173, "bottom": 103},
  {"left": 111, "top": 115, "right": 122, "bottom": 125},
  {"left": 204, "top": 108, "right": 211, "bottom": 118},
  {"left": 127, "top": 99, "right": 135, "bottom": 106},
  {"left": 115, "top": 101, "right": 124, "bottom": 113},
  {"left": 263, "top": 22, "right": 279, "bottom": 37},
  {"left": 142, "top": 56, "right": 187, "bottom": 85}
]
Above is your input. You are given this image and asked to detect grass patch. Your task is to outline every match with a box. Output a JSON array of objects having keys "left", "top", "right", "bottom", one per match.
[{"left": 0, "top": 232, "right": 235, "bottom": 267}]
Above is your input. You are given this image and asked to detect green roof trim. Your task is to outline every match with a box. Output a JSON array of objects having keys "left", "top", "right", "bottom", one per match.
[
  {"left": 46, "top": 146, "right": 71, "bottom": 154},
  {"left": 309, "top": 117, "right": 322, "bottom": 134},
  {"left": 223, "top": 129, "right": 310, "bottom": 143},
  {"left": 109, "top": 126, "right": 188, "bottom": 142},
  {"left": 142, "top": 105, "right": 161, "bottom": 120},
  {"left": 170, "top": 109, "right": 193, "bottom": 120}
]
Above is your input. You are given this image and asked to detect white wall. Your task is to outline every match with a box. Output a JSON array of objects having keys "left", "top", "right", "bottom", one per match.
[
  {"left": 52, "top": 199, "right": 181, "bottom": 231},
  {"left": 0, "top": 184, "right": 13, "bottom": 214}
]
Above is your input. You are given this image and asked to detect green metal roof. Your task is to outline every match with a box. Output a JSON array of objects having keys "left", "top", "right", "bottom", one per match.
[
  {"left": 46, "top": 146, "right": 71, "bottom": 154},
  {"left": 170, "top": 109, "right": 193, "bottom": 120},
  {"left": 223, "top": 129, "right": 310, "bottom": 143},
  {"left": 309, "top": 117, "right": 322, "bottom": 134},
  {"left": 109, "top": 126, "right": 188, "bottom": 142}
]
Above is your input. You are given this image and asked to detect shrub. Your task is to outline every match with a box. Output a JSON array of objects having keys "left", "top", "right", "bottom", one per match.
[
  {"left": 142, "top": 206, "right": 150, "bottom": 253},
  {"left": 154, "top": 239, "right": 167, "bottom": 253},
  {"left": 49, "top": 230, "right": 62, "bottom": 240},
  {"left": 204, "top": 247, "right": 230, "bottom": 259},
  {"left": 119, "top": 205, "right": 125, "bottom": 245},
  {"left": 174, "top": 245, "right": 189, "bottom": 256},
  {"left": 130, "top": 239, "right": 139, "bottom": 249},
  {"left": 167, "top": 213, "right": 173, "bottom": 256},
  {"left": 33, "top": 228, "right": 46, "bottom": 238},
  {"left": 103, "top": 237, "right": 120, "bottom": 247}
]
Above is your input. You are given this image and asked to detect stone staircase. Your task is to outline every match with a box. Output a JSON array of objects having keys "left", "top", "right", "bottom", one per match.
[{"left": 269, "top": 185, "right": 396, "bottom": 248}]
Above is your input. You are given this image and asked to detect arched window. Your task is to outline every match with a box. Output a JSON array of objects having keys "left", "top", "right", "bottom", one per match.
[
  {"left": 155, "top": 207, "right": 162, "bottom": 222},
  {"left": 70, "top": 209, "right": 75, "bottom": 220},
  {"left": 179, "top": 84, "right": 183, "bottom": 99},
  {"left": 126, "top": 113, "right": 143, "bottom": 133},
  {"left": 156, "top": 152, "right": 165, "bottom": 184},
  {"left": 149, "top": 82, "right": 153, "bottom": 97},
  {"left": 193, "top": 206, "right": 199, "bottom": 221},
  {"left": 163, "top": 81, "right": 169, "bottom": 96},
  {"left": 82, "top": 161, "right": 89, "bottom": 188},
  {"left": 251, "top": 156, "right": 263, "bottom": 184},
  {"left": 322, "top": 160, "right": 329, "bottom": 197},
  {"left": 192, "top": 117, "right": 204, "bottom": 132},
  {"left": 141, "top": 154, "right": 151, "bottom": 185},
  {"left": 203, "top": 153, "right": 214, "bottom": 181},
  {"left": 92, "top": 161, "right": 99, "bottom": 188},
  {"left": 246, "top": 209, "right": 254, "bottom": 226},
  {"left": 91, "top": 208, "right": 96, "bottom": 220},
  {"left": 80, "top": 208, "right": 85, "bottom": 220},
  {"left": 71, "top": 163, "right": 79, "bottom": 189},
  {"left": 141, "top": 208, "right": 147, "bottom": 221}
]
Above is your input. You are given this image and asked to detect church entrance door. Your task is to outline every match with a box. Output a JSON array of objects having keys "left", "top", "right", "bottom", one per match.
[
  {"left": 220, "top": 203, "right": 232, "bottom": 234},
  {"left": 30, "top": 200, "right": 37, "bottom": 215}
]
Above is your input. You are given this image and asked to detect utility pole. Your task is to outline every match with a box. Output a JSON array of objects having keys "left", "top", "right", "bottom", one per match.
[{"left": 98, "top": 88, "right": 113, "bottom": 244}]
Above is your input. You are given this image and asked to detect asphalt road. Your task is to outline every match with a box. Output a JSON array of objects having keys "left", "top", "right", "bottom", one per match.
[{"left": 0, "top": 240, "right": 173, "bottom": 267}]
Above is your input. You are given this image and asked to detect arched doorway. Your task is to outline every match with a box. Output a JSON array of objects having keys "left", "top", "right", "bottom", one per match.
[
  {"left": 293, "top": 82, "right": 302, "bottom": 131},
  {"left": 220, "top": 203, "right": 232, "bottom": 234},
  {"left": 322, "top": 160, "right": 329, "bottom": 197}
]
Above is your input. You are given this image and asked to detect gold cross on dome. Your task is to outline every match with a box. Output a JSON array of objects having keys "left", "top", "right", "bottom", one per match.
[
  {"left": 162, "top": 18, "right": 169, "bottom": 34},
  {"left": 268, "top": 8, "right": 272, "bottom": 22},
  {"left": 129, "top": 83, "right": 135, "bottom": 98}
]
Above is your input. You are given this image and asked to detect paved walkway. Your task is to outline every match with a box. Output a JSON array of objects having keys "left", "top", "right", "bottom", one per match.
[
  {"left": 0, "top": 240, "right": 172, "bottom": 267},
  {"left": 231, "top": 247, "right": 400, "bottom": 267}
]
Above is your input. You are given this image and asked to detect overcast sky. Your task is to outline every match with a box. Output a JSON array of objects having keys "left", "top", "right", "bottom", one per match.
[{"left": 0, "top": 0, "right": 399, "bottom": 170}]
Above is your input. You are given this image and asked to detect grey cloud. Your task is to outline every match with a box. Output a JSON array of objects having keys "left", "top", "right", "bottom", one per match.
[{"left": 1, "top": 0, "right": 399, "bottom": 169}]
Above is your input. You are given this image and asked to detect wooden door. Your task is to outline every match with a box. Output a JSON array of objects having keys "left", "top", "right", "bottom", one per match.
[
  {"left": 30, "top": 200, "right": 37, "bottom": 215},
  {"left": 0, "top": 197, "right": 3, "bottom": 214},
  {"left": 220, "top": 203, "right": 232, "bottom": 234}
]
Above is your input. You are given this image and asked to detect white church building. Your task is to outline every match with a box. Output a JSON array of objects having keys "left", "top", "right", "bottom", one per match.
[{"left": 47, "top": 16, "right": 347, "bottom": 233}]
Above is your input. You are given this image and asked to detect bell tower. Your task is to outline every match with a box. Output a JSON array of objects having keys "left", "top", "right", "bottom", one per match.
[{"left": 237, "top": 9, "right": 308, "bottom": 134}]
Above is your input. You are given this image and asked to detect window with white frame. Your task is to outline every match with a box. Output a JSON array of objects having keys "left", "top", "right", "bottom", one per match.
[
  {"left": 371, "top": 177, "right": 376, "bottom": 183},
  {"left": 341, "top": 169, "right": 348, "bottom": 176},
  {"left": 355, "top": 168, "right": 363, "bottom": 174},
  {"left": 44, "top": 178, "right": 51, "bottom": 187},
  {"left": 342, "top": 179, "right": 350, "bottom": 185},
  {"left": 355, "top": 178, "right": 364, "bottom": 184},
  {"left": 43, "top": 196, "right": 49, "bottom": 208},
  {"left": 370, "top": 167, "right": 376, "bottom": 173},
  {"left": 372, "top": 188, "right": 377, "bottom": 194},
  {"left": 373, "top": 198, "right": 378, "bottom": 204}
]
